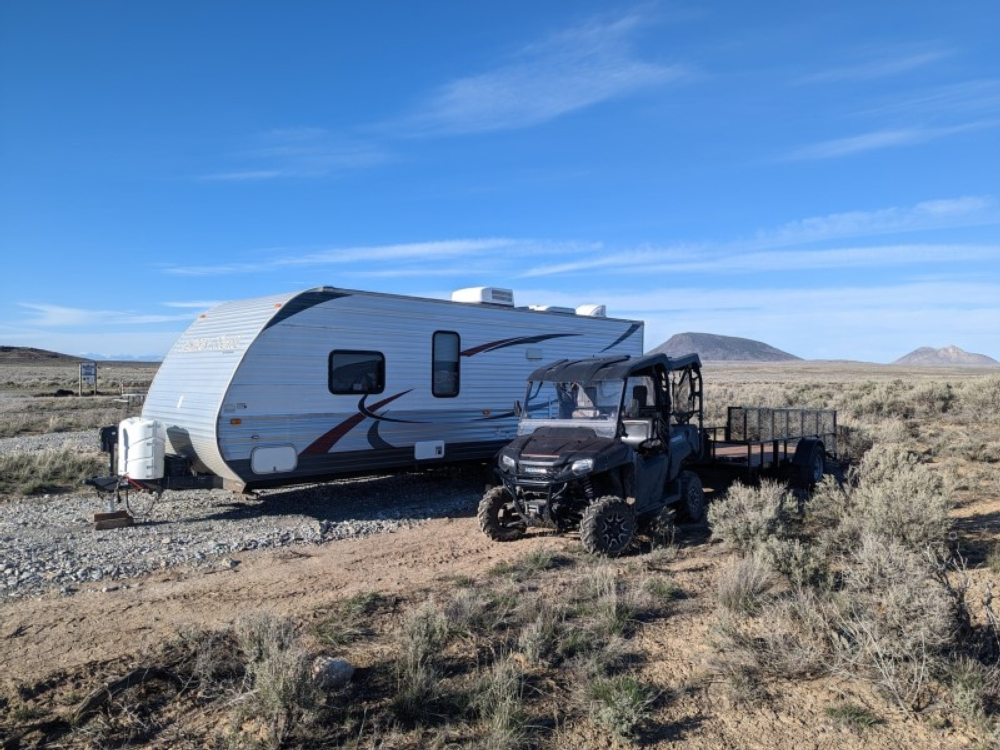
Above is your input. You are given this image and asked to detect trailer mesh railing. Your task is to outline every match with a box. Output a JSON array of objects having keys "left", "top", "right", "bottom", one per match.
[{"left": 726, "top": 407, "right": 837, "bottom": 443}]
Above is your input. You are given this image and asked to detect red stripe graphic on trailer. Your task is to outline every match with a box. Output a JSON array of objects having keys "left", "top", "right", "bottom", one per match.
[{"left": 302, "top": 390, "right": 411, "bottom": 455}]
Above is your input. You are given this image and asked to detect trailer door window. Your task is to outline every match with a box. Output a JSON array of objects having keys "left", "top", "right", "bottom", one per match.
[
  {"left": 432, "top": 331, "right": 460, "bottom": 397},
  {"left": 329, "top": 350, "right": 385, "bottom": 395}
]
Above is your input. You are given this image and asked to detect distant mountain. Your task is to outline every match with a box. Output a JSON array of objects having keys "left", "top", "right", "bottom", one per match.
[
  {"left": 80, "top": 353, "right": 164, "bottom": 362},
  {"left": 0, "top": 346, "right": 86, "bottom": 363},
  {"left": 893, "top": 345, "right": 998, "bottom": 366},
  {"left": 649, "top": 332, "right": 802, "bottom": 362}
]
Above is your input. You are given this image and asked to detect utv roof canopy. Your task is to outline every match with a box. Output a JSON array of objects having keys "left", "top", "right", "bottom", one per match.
[{"left": 527, "top": 353, "right": 702, "bottom": 383}]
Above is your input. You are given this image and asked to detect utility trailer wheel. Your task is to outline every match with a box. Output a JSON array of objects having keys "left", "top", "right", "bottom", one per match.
[
  {"left": 797, "top": 442, "right": 825, "bottom": 485},
  {"left": 478, "top": 486, "right": 526, "bottom": 542},
  {"left": 581, "top": 496, "right": 636, "bottom": 556},
  {"left": 677, "top": 471, "right": 706, "bottom": 525}
]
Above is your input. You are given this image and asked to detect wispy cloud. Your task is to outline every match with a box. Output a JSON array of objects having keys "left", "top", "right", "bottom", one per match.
[
  {"left": 756, "top": 196, "right": 1000, "bottom": 245},
  {"left": 520, "top": 196, "right": 1000, "bottom": 278},
  {"left": 798, "top": 48, "right": 952, "bottom": 84},
  {"left": 201, "top": 128, "right": 388, "bottom": 181},
  {"left": 858, "top": 79, "right": 1000, "bottom": 120},
  {"left": 162, "top": 238, "right": 550, "bottom": 277},
  {"left": 18, "top": 304, "right": 195, "bottom": 327},
  {"left": 396, "top": 13, "right": 688, "bottom": 136},
  {"left": 162, "top": 300, "right": 226, "bottom": 309},
  {"left": 784, "top": 121, "right": 996, "bottom": 160},
  {"left": 520, "top": 243, "right": 1000, "bottom": 278}
]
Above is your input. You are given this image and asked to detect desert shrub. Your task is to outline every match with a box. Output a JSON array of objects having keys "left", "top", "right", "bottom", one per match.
[
  {"left": 987, "top": 542, "right": 1000, "bottom": 575},
  {"left": 585, "top": 674, "right": 656, "bottom": 739},
  {"left": 392, "top": 601, "right": 449, "bottom": 723},
  {"left": 911, "top": 381, "right": 956, "bottom": 414},
  {"left": 843, "top": 380, "right": 914, "bottom": 420},
  {"left": 946, "top": 656, "right": 999, "bottom": 727},
  {"left": 708, "top": 480, "right": 788, "bottom": 554},
  {"left": 517, "top": 600, "right": 567, "bottom": 666},
  {"left": 713, "top": 588, "right": 829, "bottom": 680},
  {"left": 444, "top": 586, "right": 511, "bottom": 640},
  {"left": 716, "top": 553, "right": 773, "bottom": 615},
  {"left": 850, "top": 444, "right": 952, "bottom": 549},
  {"left": 959, "top": 375, "right": 1000, "bottom": 419},
  {"left": 313, "top": 591, "right": 385, "bottom": 647},
  {"left": 474, "top": 654, "right": 526, "bottom": 750},
  {"left": 0, "top": 449, "right": 105, "bottom": 496},
  {"left": 572, "top": 564, "right": 666, "bottom": 639},
  {"left": 234, "top": 612, "right": 319, "bottom": 745},
  {"left": 835, "top": 420, "right": 876, "bottom": 463},
  {"left": 830, "top": 533, "right": 956, "bottom": 711},
  {"left": 760, "top": 536, "right": 831, "bottom": 590}
]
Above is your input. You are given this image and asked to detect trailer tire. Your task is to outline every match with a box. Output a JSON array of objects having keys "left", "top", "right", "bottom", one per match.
[
  {"left": 677, "top": 471, "right": 706, "bottom": 525},
  {"left": 801, "top": 443, "right": 825, "bottom": 485},
  {"left": 478, "top": 487, "right": 526, "bottom": 542},
  {"left": 581, "top": 496, "right": 636, "bottom": 557}
]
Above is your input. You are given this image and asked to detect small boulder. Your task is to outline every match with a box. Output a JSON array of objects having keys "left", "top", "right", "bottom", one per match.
[{"left": 312, "top": 656, "right": 354, "bottom": 690}]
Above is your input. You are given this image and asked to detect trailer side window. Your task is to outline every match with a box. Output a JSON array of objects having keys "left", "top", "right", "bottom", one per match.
[
  {"left": 432, "top": 331, "right": 460, "bottom": 397},
  {"left": 329, "top": 350, "right": 385, "bottom": 395}
]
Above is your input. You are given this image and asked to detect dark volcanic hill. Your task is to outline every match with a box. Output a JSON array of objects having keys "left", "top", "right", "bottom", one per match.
[
  {"left": 893, "top": 345, "right": 998, "bottom": 366},
  {"left": 0, "top": 346, "right": 86, "bottom": 364},
  {"left": 649, "top": 332, "right": 801, "bottom": 362}
]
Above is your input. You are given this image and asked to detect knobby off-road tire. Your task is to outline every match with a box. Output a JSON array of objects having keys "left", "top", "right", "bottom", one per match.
[
  {"left": 641, "top": 505, "right": 676, "bottom": 548},
  {"left": 677, "top": 470, "right": 706, "bottom": 525},
  {"left": 478, "top": 486, "right": 526, "bottom": 542},
  {"left": 580, "top": 495, "right": 636, "bottom": 557}
]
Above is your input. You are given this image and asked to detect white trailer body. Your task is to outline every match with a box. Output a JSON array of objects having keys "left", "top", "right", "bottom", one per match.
[{"left": 141, "top": 287, "right": 643, "bottom": 491}]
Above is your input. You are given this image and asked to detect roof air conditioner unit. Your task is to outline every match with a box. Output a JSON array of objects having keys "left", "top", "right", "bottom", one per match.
[
  {"left": 576, "top": 304, "right": 606, "bottom": 318},
  {"left": 451, "top": 287, "right": 515, "bottom": 307}
]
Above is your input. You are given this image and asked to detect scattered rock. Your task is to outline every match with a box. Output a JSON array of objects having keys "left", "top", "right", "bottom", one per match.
[
  {"left": 0, "top": 461, "right": 481, "bottom": 601},
  {"left": 312, "top": 656, "right": 354, "bottom": 689}
]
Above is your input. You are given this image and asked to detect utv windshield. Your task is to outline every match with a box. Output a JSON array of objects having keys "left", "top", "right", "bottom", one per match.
[{"left": 519, "top": 379, "right": 625, "bottom": 437}]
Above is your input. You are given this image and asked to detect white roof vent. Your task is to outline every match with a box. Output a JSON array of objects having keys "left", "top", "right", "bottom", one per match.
[
  {"left": 528, "top": 305, "right": 575, "bottom": 314},
  {"left": 451, "top": 287, "right": 515, "bottom": 307},
  {"left": 576, "top": 304, "right": 607, "bottom": 318}
]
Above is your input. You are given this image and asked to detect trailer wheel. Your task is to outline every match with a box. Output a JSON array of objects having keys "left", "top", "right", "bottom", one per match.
[
  {"left": 581, "top": 496, "right": 636, "bottom": 557},
  {"left": 801, "top": 444, "right": 825, "bottom": 485},
  {"left": 677, "top": 471, "right": 706, "bottom": 525},
  {"left": 478, "top": 487, "right": 526, "bottom": 542}
]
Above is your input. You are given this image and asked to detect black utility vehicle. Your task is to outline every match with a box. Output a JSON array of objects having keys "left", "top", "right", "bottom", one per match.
[{"left": 478, "top": 353, "right": 836, "bottom": 556}]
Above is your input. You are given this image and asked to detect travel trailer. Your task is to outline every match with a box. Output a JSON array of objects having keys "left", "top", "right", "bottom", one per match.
[{"left": 98, "top": 286, "right": 644, "bottom": 494}]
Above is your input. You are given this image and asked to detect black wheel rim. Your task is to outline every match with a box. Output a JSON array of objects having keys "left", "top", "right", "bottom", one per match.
[{"left": 598, "top": 508, "right": 634, "bottom": 551}]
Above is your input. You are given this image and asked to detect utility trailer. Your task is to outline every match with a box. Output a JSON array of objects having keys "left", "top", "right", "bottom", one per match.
[
  {"left": 705, "top": 406, "right": 837, "bottom": 484},
  {"left": 87, "top": 285, "right": 644, "bottom": 503},
  {"left": 477, "top": 352, "right": 838, "bottom": 555}
]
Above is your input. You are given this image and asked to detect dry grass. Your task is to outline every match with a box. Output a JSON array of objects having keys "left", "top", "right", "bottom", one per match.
[
  {"left": 5, "top": 362, "right": 1000, "bottom": 747},
  {"left": 0, "top": 448, "right": 105, "bottom": 496}
]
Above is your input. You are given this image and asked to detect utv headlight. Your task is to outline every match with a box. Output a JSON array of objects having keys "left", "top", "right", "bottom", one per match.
[
  {"left": 571, "top": 458, "right": 594, "bottom": 475},
  {"left": 501, "top": 454, "right": 517, "bottom": 473}
]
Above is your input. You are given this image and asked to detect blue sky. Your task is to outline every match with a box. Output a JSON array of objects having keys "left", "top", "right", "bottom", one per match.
[{"left": 1, "top": 1, "right": 998, "bottom": 362}]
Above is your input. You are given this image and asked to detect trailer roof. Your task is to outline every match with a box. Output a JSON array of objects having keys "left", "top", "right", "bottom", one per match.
[{"left": 527, "top": 352, "right": 701, "bottom": 382}]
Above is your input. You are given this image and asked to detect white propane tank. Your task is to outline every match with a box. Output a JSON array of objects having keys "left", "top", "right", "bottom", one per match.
[{"left": 118, "top": 417, "right": 166, "bottom": 480}]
